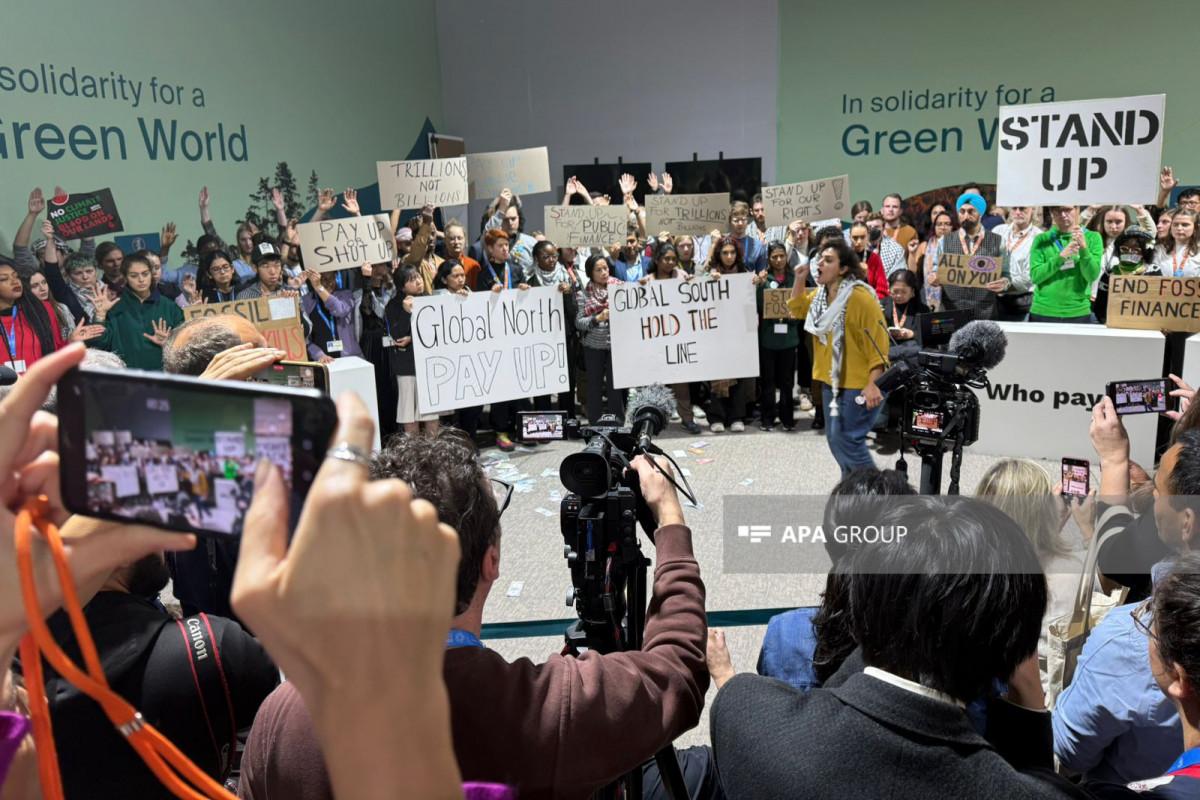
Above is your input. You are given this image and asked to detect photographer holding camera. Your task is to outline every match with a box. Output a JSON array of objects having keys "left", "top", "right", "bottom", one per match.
[{"left": 239, "top": 435, "right": 712, "bottom": 800}]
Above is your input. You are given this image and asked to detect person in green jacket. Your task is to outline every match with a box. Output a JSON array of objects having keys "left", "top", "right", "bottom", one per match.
[
  {"left": 1028, "top": 205, "right": 1104, "bottom": 323},
  {"left": 755, "top": 242, "right": 800, "bottom": 431},
  {"left": 90, "top": 251, "right": 184, "bottom": 370}
]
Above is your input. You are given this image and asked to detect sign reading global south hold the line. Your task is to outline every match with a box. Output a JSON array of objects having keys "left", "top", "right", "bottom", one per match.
[
  {"left": 996, "top": 94, "right": 1165, "bottom": 206},
  {"left": 376, "top": 157, "right": 469, "bottom": 210},
  {"left": 608, "top": 274, "right": 760, "bottom": 389},
  {"left": 412, "top": 287, "right": 568, "bottom": 414},
  {"left": 48, "top": 188, "right": 123, "bottom": 239},
  {"left": 296, "top": 214, "right": 394, "bottom": 272}
]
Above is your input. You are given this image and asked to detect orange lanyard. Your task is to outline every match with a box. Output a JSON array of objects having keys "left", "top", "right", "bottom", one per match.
[
  {"left": 892, "top": 303, "right": 907, "bottom": 329},
  {"left": 1175, "top": 246, "right": 1189, "bottom": 277},
  {"left": 959, "top": 231, "right": 983, "bottom": 256},
  {"left": 1006, "top": 228, "right": 1031, "bottom": 254}
]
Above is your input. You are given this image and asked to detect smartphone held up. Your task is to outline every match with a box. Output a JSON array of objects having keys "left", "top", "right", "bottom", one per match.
[{"left": 58, "top": 367, "right": 338, "bottom": 538}]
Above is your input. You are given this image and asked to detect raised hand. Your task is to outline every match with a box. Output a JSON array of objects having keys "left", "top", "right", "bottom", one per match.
[
  {"left": 565, "top": 176, "right": 579, "bottom": 196},
  {"left": 619, "top": 173, "right": 637, "bottom": 196},
  {"left": 342, "top": 188, "right": 360, "bottom": 216},
  {"left": 286, "top": 218, "right": 301, "bottom": 246},
  {"left": 497, "top": 188, "right": 513, "bottom": 210},
  {"left": 144, "top": 318, "right": 171, "bottom": 347},
  {"left": 28, "top": 187, "right": 45, "bottom": 216},
  {"left": 68, "top": 324, "right": 105, "bottom": 343},
  {"left": 661, "top": 172, "right": 673, "bottom": 194},
  {"left": 271, "top": 187, "right": 285, "bottom": 212},
  {"left": 41, "top": 219, "right": 55, "bottom": 240},
  {"left": 199, "top": 185, "right": 210, "bottom": 210},
  {"left": 420, "top": 203, "right": 435, "bottom": 224},
  {"left": 91, "top": 287, "right": 118, "bottom": 320},
  {"left": 1161, "top": 166, "right": 1178, "bottom": 192},
  {"left": 402, "top": 295, "right": 414, "bottom": 313},
  {"left": 361, "top": 262, "right": 374, "bottom": 278},
  {"left": 647, "top": 173, "right": 660, "bottom": 192},
  {"left": 318, "top": 188, "right": 337, "bottom": 213},
  {"left": 181, "top": 273, "right": 199, "bottom": 303},
  {"left": 160, "top": 221, "right": 178, "bottom": 251},
  {"left": 199, "top": 342, "right": 287, "bottom": 381}
]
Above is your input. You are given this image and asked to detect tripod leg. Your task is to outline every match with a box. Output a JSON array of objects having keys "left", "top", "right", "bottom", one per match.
[
  {"left": 652, "top": 745, "right": 690, "bottom": 800},
  {"left": 919, "top": 451, "right": 943, "bottom": 495}
]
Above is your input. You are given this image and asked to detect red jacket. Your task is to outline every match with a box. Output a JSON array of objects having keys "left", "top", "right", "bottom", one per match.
[
  {"left": 862, "top": 251, "right": 889, "bottom": 300},
  {"left": 0, "top": 300, "right": 66, "bottom": 375}
]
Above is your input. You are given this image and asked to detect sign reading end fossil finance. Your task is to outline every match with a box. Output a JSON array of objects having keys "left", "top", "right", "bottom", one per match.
[
  {"left": 465, "top": 146, "right": 552, "bottom": 200},
  {"left": 1107, "top": 275, "right": 1200, "bottom": 334},
  {"left": 543, "top": 205, "right": 630, "bottom": 247},
  {"left": 376, "top": 157, "right": 468, "bottom": 210},
  {"left": 609, "top": 273, "right": 760, "bottom": 389},
  {"left": 996, "top": 94, "right": 1165, "bottom": 206},
  {"left": 761, "top": 174, "right": 849, "bottom": 228},
  {"left": 413, "top": 286, "right": 569, "bottom": 414},
  {"left": 182, "top": 296, "right": 306, "bottom": 360},
  {"left": 297, "top": 214, "right": 394, "bottom": 272}
]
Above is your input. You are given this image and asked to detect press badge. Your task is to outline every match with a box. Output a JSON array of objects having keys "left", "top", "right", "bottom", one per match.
[
  {"left": 8, "top": 360, "right": 26, "bottom": 374},
  {"left": 774, "top": 323, "right": 788, "bottom": 334},
  {"left": 1060, "top": 259, "right": 1075, "bottom": 271},
  {"left": 381, "top": 336, "right": 394, "bottom": 348},
  {"left": 326, "top": 339, "right": 344, "bottom": 354}
]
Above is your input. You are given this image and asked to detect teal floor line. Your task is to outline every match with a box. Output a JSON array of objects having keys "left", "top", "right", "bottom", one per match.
[{"left": 480, "top": 607, "right": 795, "bottom": 640}]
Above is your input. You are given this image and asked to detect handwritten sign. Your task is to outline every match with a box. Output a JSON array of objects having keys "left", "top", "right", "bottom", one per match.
[
  {"left": 938, "top": 253, "right": 1002, "bottom": 288},
  {"left": 761, "top": 175, "right": 849, "bottom": 227},
  {"left": 48, "top": 188, "right": 124, "bottom": 239},
  {"left": 297, "top": 214, "right": 394, "bottom": 272},
  {"left": 543, "top": 205, "right": 629, "bottom": 247},
  {"left": 996, "top": 94, "right": 1165, "bottom": 206},
  {"left": 644, "top": 193, "right": 730, "bottom": 237},
  {"left": 609, "top": 274, "right": 760, "bottom": 388},
  {"left": 376, "top": 157, "right": 469, "bottom": 210},
  {"left": 182, "top": 296, "right": 306, "bottom": 360},
  {"left": 144, "top": 463, "right": 180, "bottom": 496},
  {"left": 465, "top": 147, "right": 552, "bottom": 200},
  {"left": 763, "top": 288, "right": 794, "bottom": 320},
  {"left": 412, "top": 287, "right": 569, "bottom": 414},
  {"left": 1107, "top": 275, "right": 1200, "bottom": 333}
]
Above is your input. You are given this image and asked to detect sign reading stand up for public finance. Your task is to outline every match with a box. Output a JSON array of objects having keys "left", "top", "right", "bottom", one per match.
[
  {"left": 995, "top": 94, "right": 1165, "bottom": 206},
  {"left": 608, "top": 273, "right": 760, "bottom": 389},
  {"left": 412, "top": 287, "right": 569, "bottom": 414}
]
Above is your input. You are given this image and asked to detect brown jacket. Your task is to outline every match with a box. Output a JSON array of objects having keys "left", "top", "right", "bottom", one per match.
[{"left": 237, "top": 524, "right": 708, "bottom": 800}]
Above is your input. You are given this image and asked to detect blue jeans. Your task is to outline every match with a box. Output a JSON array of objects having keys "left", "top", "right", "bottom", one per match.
[{"left": 822, "top": 386, "right": 881, "bottom": 476}]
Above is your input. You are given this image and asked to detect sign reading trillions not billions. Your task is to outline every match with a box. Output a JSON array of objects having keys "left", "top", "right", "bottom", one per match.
[
  {"left": 412, "top": 287, "right": 569, "bottom": 414},
  {"left": 995, "top": 94, "right": 1165, "bottom": 206},
  {"left": 609, "top": 274, "right": 760, "bottom": 389},
  {"left": 376, "top": 157, "right": 468, "bottom": 210}
]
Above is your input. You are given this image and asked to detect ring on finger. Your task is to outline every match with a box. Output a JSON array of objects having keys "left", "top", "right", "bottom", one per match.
[{"left": 326, "top": 442, "right": 371, "bottom": 470}]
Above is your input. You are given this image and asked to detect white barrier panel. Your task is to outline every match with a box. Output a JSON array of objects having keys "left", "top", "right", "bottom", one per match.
[
  {"left": 974, "top": 323, "right": 1161, "bottom": 467},
  {"left": 1180, "top": 335, "right": 1200, "bottom": 408},
  {"left": 327, "top": 356, "right": 381, "bottom": 452}
]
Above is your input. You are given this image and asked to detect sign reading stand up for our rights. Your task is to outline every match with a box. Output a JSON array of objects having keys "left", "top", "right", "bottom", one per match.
[{"left": 996, "top": 94, "right": 1165, "bottom": 206}]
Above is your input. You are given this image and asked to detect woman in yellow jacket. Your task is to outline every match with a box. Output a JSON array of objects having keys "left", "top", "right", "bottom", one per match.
[{"left": 788, "top": 238, "right": 890, "bottom": 476}]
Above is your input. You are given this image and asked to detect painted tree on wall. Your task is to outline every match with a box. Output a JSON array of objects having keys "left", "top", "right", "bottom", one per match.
[{"left": 242, "top": 162, "right": 317, "bottom": 230}]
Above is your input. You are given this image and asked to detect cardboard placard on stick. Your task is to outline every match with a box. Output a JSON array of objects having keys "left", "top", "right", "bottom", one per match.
[
  {"left": 48, "top": 188, "right": 124, "bottom": 239},
  {"left": 297, "top": 214, "right": 394, "bottom": 272},
  {"left": 761, "top": 175, "right": 849, "bottom": 227},
  {"left": 644, "top": 193, "right": 730, "bottom": 237},
  {"left": 1107, "top": 275, "right": 1200, "bottom": 334},
  {"left": 762, "top": 288, "right": 794, "bottom": 320},
  {"left": 938, "top": 253, "right": 1003, "bottom": 288},
  {"left": 543, "top": 204, "right": 630, "bottom": 247},
  {"left": 465, "top": 147, "right": 551, "bottom": 200},
  {"left": 376, "top": 157, "right": 468, "bottom": 210},
  {"left": 996, "top": 94, "right": 1165, "bottom": 206},
  {"left": 182, "top": 296, "right": 307, "bottom": 359}
]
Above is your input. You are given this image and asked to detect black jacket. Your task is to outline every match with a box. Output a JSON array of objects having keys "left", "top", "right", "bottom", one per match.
[{"left": 711, "top": 666, "right": 1090, "bottom": 799}]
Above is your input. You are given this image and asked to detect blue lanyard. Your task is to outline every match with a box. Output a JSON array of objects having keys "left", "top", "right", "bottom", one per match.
[
  {"left": 314, "top": 298, "right": 337, "bottom": 339},
  {"left": 1169, "top": 747, "right": 1200, "bottom": 775},
  {"left": 445, "top": 629, "right": 485, "bottom": 649},
  {"left": 486, "top": 259, "right": 511, "bottom": 289},
  {"left": 3, "top": 308, "right": 17, "bottom": 362}
]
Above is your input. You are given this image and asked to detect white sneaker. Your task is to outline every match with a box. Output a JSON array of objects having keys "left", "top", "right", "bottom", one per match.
[
  {"left": 693, "top": 406, "right": 707, "bottom": 420},
  {"left": 670, "top": 412, "right": 682, "bottom": 423},
  {"left": 710, "top": 421, "right": 725, "bottom": 433},
  {"left": 799, "top": 394, "right": 814, "bottom": 412},
  {"left": 730, "top": 421, "right": 745, "bottom": 432}
]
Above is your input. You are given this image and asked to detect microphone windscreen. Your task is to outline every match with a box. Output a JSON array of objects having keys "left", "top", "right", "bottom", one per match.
[
  {"left": 625, "top": 383, "right": 678, "bottom": 432},
  {"left": 948, "top": 320, "right": 1007, "bottom": 369}
]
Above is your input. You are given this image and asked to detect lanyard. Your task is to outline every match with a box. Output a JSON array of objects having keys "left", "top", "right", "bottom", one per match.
[
  {"left": 1006, "top": 227, "right": 1032, "bottom": 254},
  {"left": 1175, "top": 246, "right": 1189, "bottom": 278},
  {"left": 958, "top": 231, "right": 983, "bottom": 256},
  {"left": 485, "top": 259, "right": 512, "bottom": 289},
  {"left": 1169, "top": 746, "right": 1200, "bottom": 775},
  {"left": 314, "top": 298, "right": 337, "bottom": 339},
  {"left": 892, "top": 302, "right": 908, "bottom": 329},
  {"left": 445, "top": 629, "right": 485, "bottom": 649},
  {"left": 2, "top": 307, "right": 17, "bottom": 363}
]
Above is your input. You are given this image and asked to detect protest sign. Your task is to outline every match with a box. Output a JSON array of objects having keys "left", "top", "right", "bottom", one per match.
[
  {"left": 412, "top": 286, "right": 569, "bottom": 414},
  {"left": 938, "top": 253, "right": 1003, "bottom": 289},
  {"left": 182, "top": 295, "right": 306, "bottom": 359},
  {"left": 144, "top": 463, "right": 179, "bottom": 496},
  {"left": 1107, "top": 275, "right": 1200, "bottom": 334},
  {"left": 376, "top": 157, "right": 468, "bottom": 210},
  {"left": 762, "top": 288, "right": 794, "bottom": 320},
  {"left": 644, "top": 193, "right": 730, "bottom": 237},
  {"left": 100, "top": 465, "right": 140, "bottom": 498},
  {"left": 465, "top": 147, "right": 552, "bottom": 200},
  {"left": 47, "top": 188, "right": 124, "bottom": 239},
  {"left": 609, "top": 273, "right": 760, "bottom": 388},
  {"left": 115, "top": 232, "right": 161, "bottom": 255},
  {"left": 213, "top": 432, "right": 247, "bottom": 459},
  {"left": 543, "top": 205, "right": 630, "bottom": 247},
  {"left": 996, "top": 94, "right": 1165, "bottom": 206},
  {"left": 761, "top": 175, "right": 849, "bottom": 227},
  {"left": 297, "top": 214, "right": 394, "bottom": 272}
]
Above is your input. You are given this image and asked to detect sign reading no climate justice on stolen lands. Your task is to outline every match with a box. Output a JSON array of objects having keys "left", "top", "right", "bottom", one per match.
[
  {"left": 761, "top": 175, "right": 848, "bottom": 228},
  {"left": 183, "top": 296, "right": 306, "bottom": 360},
  {"left": 297, "top": 214, "right": 394, "bottom": 272},
  {"left": 48, "top": 188, "right": 124, "bottom": 239},
  {"left": 1107, "top": 275, "right": 1200, "bottom": 334},
  {"left": 543, "top": 205, "right": 630, "bottom": 248},
  {"left": 412, "top": 286, "right": 569, "bottom": 414},
  {"left": 644, "top": 193, "right": 729, "bottom": 237},
  {"left": 938, "top": 253, "right": 1003, "bottom": 288},
  {"left": 996, "top": 94, "right": 1165, "bottom": 206},
  {"left": 609, "top": 274, "right": 760, "bottom": 389},
  {"left": 376, "top": 157, "right": 469, "bottom": 210}
]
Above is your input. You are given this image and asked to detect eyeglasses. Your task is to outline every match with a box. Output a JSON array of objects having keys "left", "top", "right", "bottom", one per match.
[
  {"left": 211, "top": 264, "right": 234, "bottom": 274},
  {"left": 1130, "top": 601, "right": 1156, "bottom": 641},
  {"left": 491, "top": 478, "right": 513, "bottom": 517}
]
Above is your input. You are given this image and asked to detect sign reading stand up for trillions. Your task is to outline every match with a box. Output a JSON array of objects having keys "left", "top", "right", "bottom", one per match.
[{"left": 995, "top": 94, "right": 1165, "bottom": 206}]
